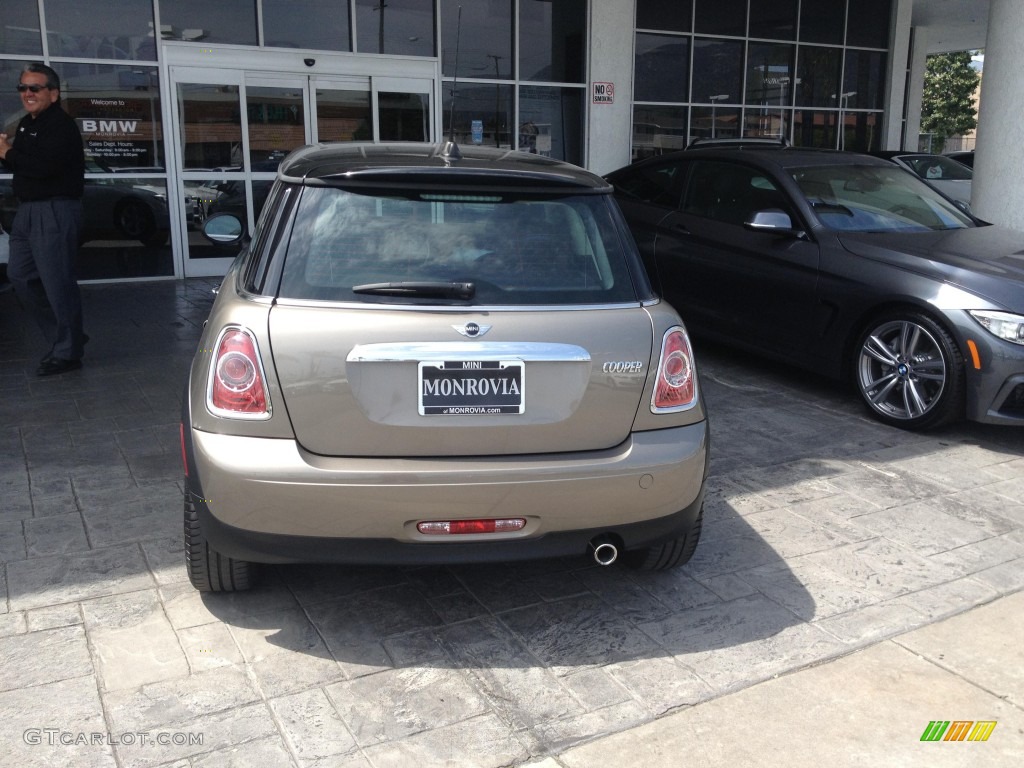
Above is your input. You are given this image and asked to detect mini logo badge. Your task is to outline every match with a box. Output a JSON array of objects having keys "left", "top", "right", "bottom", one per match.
[{"left": 453, "top": 323, "right": 492, "bottom": 338}]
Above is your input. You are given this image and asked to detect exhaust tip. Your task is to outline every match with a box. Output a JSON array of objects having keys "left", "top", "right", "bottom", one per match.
[{"left": 590, "top": 539, "right": 619, "bottom": 566}]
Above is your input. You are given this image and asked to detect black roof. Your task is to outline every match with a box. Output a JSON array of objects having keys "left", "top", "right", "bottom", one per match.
[{"left": 278, "top": 142, "right": 611, "bottom": 193}]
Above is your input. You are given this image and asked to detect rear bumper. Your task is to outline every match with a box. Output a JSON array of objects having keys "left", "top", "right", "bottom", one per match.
[{"left": 185, "top": 422, "right": 708, "bottom": 565}]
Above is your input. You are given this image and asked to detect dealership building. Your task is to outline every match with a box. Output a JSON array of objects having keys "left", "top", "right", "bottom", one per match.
[{"left": 1, "top": 0, "right": 1020, "bottom": 282}]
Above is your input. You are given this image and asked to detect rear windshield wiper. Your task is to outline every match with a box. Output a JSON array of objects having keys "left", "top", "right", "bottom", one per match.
[{"left": 352, "top": 281, "right": 476, "bottom": 300}]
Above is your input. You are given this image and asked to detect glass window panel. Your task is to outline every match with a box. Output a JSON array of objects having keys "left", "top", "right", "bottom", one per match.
[
  {"left": 841, "top": 111, "right": 882, "bottom": 152},
  {"left": 632, "top": 105, "right": 689, "bottom": 161},
  {"left": 186, "top": 176, "right": 271, "bottom": 239},
  {"left": 847, "top": 0, "right": 891, "bottom": 49},
  {"left": 41, "top": 0, "right": 156, "bottom": 59},
  {"left": 745, "top": 42, "right": 794, "bottom": 106},
  {"left": 843, "top": 50, "right": 887, "bottom": 110},
  {"left": 520, "top": 0, "right": 586, "bottom": 83},
  {"left": 634, "top": 33, "right": 690, "bottom": 103},
  {"left": 18, "top": 176, "right": 171, "bottom": 279},
  {"left": 316, "top": 87, "right": 373, "bottom": 142},
  {"left": 683, "top": 160, "right": 788, "bottom": 225},
  {"left": 159, "top": 0, "right": 257, "bottom": 46},
  {"left": 743, "top": 107, "right": 788, "bottom": 139},
  {"left": 692, "top": 39, "right": 743, "bottom": 105},
  {"left": 50, "top": 63, "right": 163, "bottom": 170},
  {"left": 796, "top": 46, "right": 841, "bottom": 108},
  {"left": 246, "top": 85, "right": 305, "bottom": 171},
  {"left": 177, "top": 83, "right": 243, "bottom": 170},
  {"left": 262, "top": 0, "right": 351, "bottom": 51},
  {"left": 799, "top": 0, "right": 844, "bottom": 45},
  {"left": 355, "top": 0, "right": 435, "bottom": 56},
  {"left": 0, "top": 1, "right": 42, "bottom": 55},
  {"left": 791, "top": 109, "right": 837, "bottom": 148},
  {"left": 636, "top": 0, "right": 692, "bottom": 33},
  {"left": 690, "top": 105, "right": 741, "bottom": 140},
  {"left": 518, "top": 86, "right": 584, "bottom": 165},
  {"left": 749, "top": 0, "right": 797, "bottom": 41},
  {"left": 192, "top": 178, "right": 250, "bottom": 258},
  {"left": 378, "top": 92, "right": 429, "bottom": 141},
  {"left": 695, "top": 0, "right": 747, "bottom": 37},
  {"left": 79, "top": 177, "right": 172, "bottom": 244},
  {"left": 1, "top": 60, "right": 34, "bottom": 134},
  {"left": 442, "top": 82, "right": 514, "bottom": 148},
  {"left": 441, "top": 0, "right": 512, "bottom": 79}
]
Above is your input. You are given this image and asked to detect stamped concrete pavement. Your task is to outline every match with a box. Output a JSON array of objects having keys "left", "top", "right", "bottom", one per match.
[{"left": 0, "top": 278, "right": 1022, "bottom": 767}]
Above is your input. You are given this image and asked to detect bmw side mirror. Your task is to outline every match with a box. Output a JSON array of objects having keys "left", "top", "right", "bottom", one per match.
[{"left": 745, "top": 209, "right": 806, "bottom": 239}]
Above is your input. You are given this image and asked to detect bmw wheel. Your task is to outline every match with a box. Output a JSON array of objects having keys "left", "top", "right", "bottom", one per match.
[{"left": 854, "top": 311, "right": 964, "bottom": 430}]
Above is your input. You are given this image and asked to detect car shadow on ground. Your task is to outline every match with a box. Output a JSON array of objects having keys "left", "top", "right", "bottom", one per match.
[{"left": 4, "top": 280, "right": 1023, "bottom": 757}]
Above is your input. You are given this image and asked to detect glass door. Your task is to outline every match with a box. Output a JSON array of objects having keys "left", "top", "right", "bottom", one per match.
[
  {"left": 172, "top": 67, "right": 256, "bottom": 276},
  {"left": 374, "top": 78, "right": 433, "bottom": 142},
  {"left": 170, "top": 68, "right": 434, "bottom": 277}
]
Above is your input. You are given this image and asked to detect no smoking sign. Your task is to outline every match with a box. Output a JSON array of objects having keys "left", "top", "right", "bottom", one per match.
[{"left": 592, "top": 82, "right": 614, "bottom": 104}]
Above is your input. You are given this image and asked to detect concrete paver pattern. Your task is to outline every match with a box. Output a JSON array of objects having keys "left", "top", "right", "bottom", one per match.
[{"left": 1, "top": 279, "right": 1021, "bottom": 767}]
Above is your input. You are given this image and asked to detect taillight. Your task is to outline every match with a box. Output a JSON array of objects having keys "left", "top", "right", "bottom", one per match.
[
  {"left": 651, "top": 326, "right": 698, "bottom": 412},
  {"left": 206, "top": 327, "right": 271, "bottom": 419}
]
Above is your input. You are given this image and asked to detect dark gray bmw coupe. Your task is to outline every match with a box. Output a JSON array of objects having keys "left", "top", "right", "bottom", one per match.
[{"left": 606, "top": 146, "right": 1024, "bottom": 430}]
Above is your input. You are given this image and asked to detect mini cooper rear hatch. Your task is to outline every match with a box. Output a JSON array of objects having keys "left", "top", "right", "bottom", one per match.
[{"left": 182, "top": 143, "right": 708, "bottom": 591}]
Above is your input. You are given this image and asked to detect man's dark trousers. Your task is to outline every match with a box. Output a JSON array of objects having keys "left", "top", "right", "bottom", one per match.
[{"left": 7, "top": 198, "right": 85, "bottom": 361}]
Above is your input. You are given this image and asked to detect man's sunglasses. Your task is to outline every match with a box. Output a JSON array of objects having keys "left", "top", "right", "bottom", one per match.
[{"left": 17, "top": 84, "right": 53, "bottom": 93}]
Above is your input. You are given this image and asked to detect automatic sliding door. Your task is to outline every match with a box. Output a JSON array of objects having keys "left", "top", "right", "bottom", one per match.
[
  {"left": 314, "top": 82, "right": 372, "bottom": 142},
  {"left": 173, "top": 73, "right": 246, "bottom": 275},
  {"left": 170, "top": 68, "right": 435, "bottom": 277},
  {"left": 244, "top": 79, "right": 311, "bottom": 247},
  {"left": 374, "top": 78, "right": 432, "bottom": 142}
]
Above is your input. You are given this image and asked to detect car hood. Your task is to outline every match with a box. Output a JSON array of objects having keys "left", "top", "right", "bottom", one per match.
[{"left": 837, "top": 225, "right": 1024, "bottom": 311}]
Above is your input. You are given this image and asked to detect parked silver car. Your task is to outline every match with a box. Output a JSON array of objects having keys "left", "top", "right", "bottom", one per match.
[
  {"left": 182, "top": 142, "right": 709, "bottom": 591},
  {"left": 870, "top": 152, "right": 973, "bottom": 211}
]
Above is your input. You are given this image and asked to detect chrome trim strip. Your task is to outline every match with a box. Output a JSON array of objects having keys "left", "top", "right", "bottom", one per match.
[
  {"left": 272, "top": 298, "right": 642, "bottom": 312},
  {"left": 347, "top": 342, "right": 591, "bottom": 363}
]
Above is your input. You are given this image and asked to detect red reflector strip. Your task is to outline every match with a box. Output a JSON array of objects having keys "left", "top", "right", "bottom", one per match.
[
  {"left": 180, "top": 423, "right": 188, "bottom": 477},
  {"left": 417, "top": 518, "right": 526, "bottom": 535}
]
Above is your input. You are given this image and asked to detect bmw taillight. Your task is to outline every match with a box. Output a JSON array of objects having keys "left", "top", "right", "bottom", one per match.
[
  {"left": 206, "top": 327, "right": 271, "bottom": 419},
  {"left": 651, "top": 326, "right": 698, "bottom": 412}
]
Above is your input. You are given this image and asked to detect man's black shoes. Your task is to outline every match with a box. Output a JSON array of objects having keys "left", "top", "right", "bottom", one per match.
[
  {"left": 37, "top": 357, "right": 82, "bottom": 376},
  {"left": 38, "top": 334, "right": 89, "bottom": 370}
]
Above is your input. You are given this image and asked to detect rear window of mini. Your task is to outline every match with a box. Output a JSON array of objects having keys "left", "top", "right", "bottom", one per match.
[{"left": 276, "top": 186, "right": 639, "bottom": 305}]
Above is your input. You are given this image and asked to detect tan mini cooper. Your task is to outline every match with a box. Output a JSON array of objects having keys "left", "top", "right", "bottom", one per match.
[{"left": 181, "top": 142, "right": 709, "bottom": 591}]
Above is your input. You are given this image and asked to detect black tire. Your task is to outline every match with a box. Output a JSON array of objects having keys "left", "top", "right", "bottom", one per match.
[
  {"left": 114, "top": 198, "right": 163, "bottom": 245},
  {"left": 184, "top": 493, "right": 255, "bottom": 592},
  {"left": 853, "top": 310, "right": 964, "bottom": 430},
  {"left": 624, "top": 505, "right": 703, "bottom": 571}
]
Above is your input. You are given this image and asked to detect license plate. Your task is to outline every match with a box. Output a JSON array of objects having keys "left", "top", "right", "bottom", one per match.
[{"left": 418, "top": 360, "right": 525, "bottom": 415}]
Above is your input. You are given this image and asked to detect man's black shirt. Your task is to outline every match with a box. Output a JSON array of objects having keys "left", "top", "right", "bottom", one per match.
[{"left": 1, "top": 103, "right": 85, "bottom": 202}]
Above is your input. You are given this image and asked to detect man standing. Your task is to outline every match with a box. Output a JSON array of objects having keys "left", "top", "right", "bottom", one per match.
[{"left": 0, "top": 63, "right": 87, "bottom": 376}]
